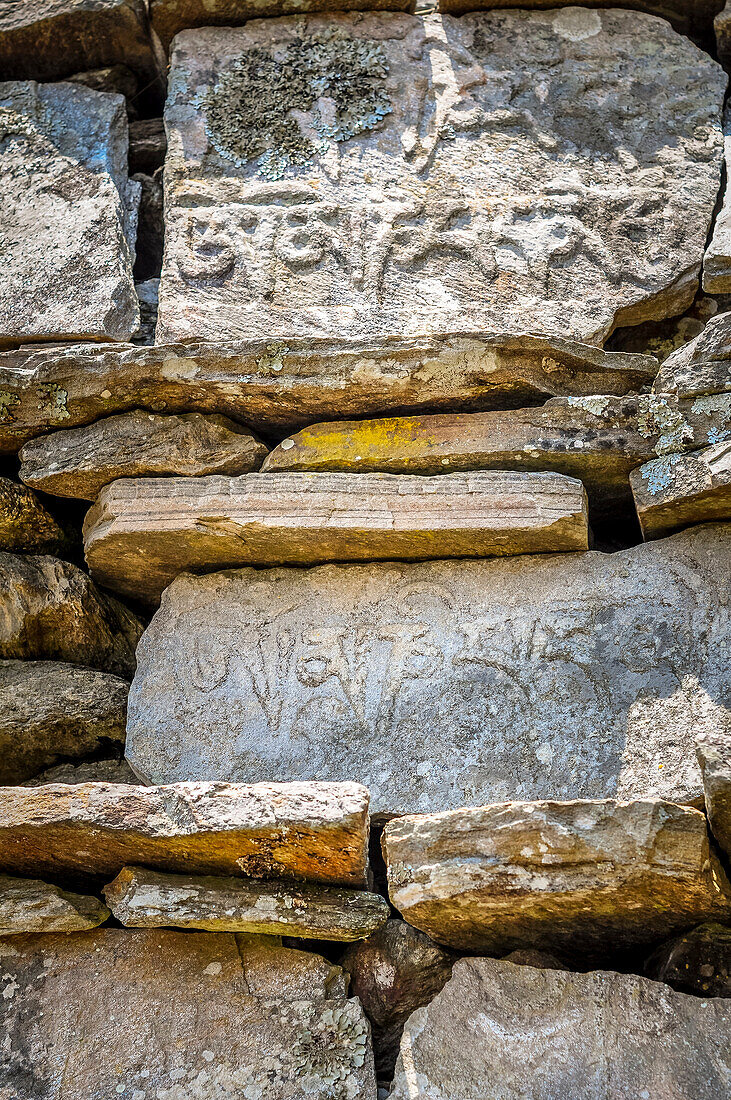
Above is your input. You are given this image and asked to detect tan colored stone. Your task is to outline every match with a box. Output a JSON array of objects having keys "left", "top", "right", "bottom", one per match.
[
  {"left": 0, "top": 553, "right": 142, "bottom": 677},
  {"left": 0, "top": 929, "right": 377, "bottom": 1099},
  {"left": 104, "top": 865, "right": 389, "bottom": 939},
  {"left": 631, "top": 442, "right": 731, "bottom": 539},
  {"left": 159, "top": 12, "right": 724, "bottom": 346},
  {"left": 652, "top": 310, "right": 731, "bottom": 397},
  {"left": 696, "top": 730, "right": 731, "bottom": 859},
  {"left": 0, "top": 477, "right": 66, "bottom": 553},
  {"left": 644, "top": 922, "right": 731, "bottom": 998},
  {"left": 0, "top": 661, "right": 127, "bottom": 785},
  {"left": 0, "top": 875, "right": 108, "bottom": 935},
  {"left": 716, "top": 1, "right": 731, "bottom": 64},
  {"left": 382, "top": 799, "right": 731, "bottom": 955},
  {"left": 438, "top": 1, "right": 724, "bottom": 37},
  {"left": 0, "top": 781, "right": 370, "bottom": 885},
  {"left": 388, "top": 957, "right": 731, "bottom": 1100},
  {"left": 20, "top": 410, "right": 268, "bottom": 500},
  {"left": 83, "top": 470, "right": 588, "bottom": 604},
  {"left": 0, "top": 334, "right": 658, "bottom": 455}
]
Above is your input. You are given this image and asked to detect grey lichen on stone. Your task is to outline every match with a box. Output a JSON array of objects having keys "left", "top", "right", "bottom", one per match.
[
  {"left": 202, "top": 31, "right": 391, "bottom": 180},
  {"left": 284, "top": 1000, "right": 369, "bottom": 1096}
]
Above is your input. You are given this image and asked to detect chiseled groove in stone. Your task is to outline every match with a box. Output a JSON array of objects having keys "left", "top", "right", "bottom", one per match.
[
  {"left": 382, "top": 798, "right": 731, "bottom": 956},
  {"left": 82, "top": 470, "right": 589, "bottom": 604},
  {"left": 0, "top": 874, "right": 109, "bottom": 935},
  {"left": 0, "top": 334, "right": 658, "bottom": 455},
  {"left": 104, "top": 864, "right": 390, "bottom": 939},
  {"left": 631, "top": 442, "right": 731, "bottom": 540},
  {"left": 0, "top": 781, "right": 371, "bottom": 886}
]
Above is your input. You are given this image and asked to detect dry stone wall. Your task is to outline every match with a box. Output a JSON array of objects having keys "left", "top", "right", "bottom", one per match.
[{"left": 1, "top": 3, "right": 731, "bottom": 1098}]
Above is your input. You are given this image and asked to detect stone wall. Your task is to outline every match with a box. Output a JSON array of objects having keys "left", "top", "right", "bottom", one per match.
[{"left": 1, "top": 3, "right": 731, "bottom": 1097}]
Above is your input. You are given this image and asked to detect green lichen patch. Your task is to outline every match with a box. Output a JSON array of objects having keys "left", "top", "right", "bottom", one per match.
[
  {"left": 0, "top": 391, "right": 20, "bottom": 423},
  {"left": 37, "top": 383, "right": 70, "bottom": 423},
  {"left": 202, "top": 32, "right": 392, "bottom": 180}
]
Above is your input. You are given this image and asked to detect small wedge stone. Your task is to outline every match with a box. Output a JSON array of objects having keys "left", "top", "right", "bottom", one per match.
[
  {"left": 0, "top": 875, "right": 108, "bottom": 934},
  {"left": 645, "top": 922, "right": 731, "bottom": 997},
  {"left": 704, "top": 106, "right": 731, "bottom": 293},
  {"left": 23, "top": 758, "right": 140, "bottom": 786},
  {"left": 696, "top": 730, "right": 731, "bottom": 858},
  {"left": 631, "top": 442, "right": 731, "bottom": 539},
  {"left": 104, "top": 865, "right": 389, "bottom": 939},
  {"left": 0, "top": 477, "right": 66, "bottom": 553},
  {"left": 20, "top": 410, "right": 268, "bottom": 500},
  {"left": 652, "top": 311, "right": 731, "bottom": 397},
  {"left": 382, "top": 799, "right": 731, "bottom": 956}
]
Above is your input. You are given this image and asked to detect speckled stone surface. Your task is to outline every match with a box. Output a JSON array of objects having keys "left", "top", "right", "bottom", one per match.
[{"left": 631, "top": 442, "right": 731, "bottom": 539}]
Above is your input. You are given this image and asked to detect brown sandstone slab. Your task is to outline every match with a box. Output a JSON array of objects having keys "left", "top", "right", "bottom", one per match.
[
  {"left": 0, "top": 335, "right": 658, "bottom": 455},
  {"left": 0, "top": 477, "right": 67, "bottom": 553},
  {"left": 0, "top": 553, "right": 142, "bottom": 677},
  {"left": 83, "top": 470, "right": 588, "bottom": 603},
  {"left": 631, "top": 442, "right": 731, "bottom": 540},
  {"left": 0, "top": 875, "right": 108, "bottom": 935},
  {"left": 0, "top": 781, "right": 370, "bottom": 886},
  {"left": 20, "top": 410, "right": 268, "bottom": 500},
  {"left": 104, "top": 864, "right": 389, "bottom": 939},
  {"left": 0, "top": 929, "right": 377, "bottom": 1099},
  {"left": 382, "top": 799, "right": 731, "bottom": 956},
  {"left": 159, "top": 12, "right": 724, "bottom": 346}
]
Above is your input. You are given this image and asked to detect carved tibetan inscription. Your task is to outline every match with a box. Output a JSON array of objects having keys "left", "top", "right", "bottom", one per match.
[
  {"left": 126, "top": 525, "right": 731, "bottom": 815},
  {"left": 157, "top": 10, "right": 725, "bottom": 345}
]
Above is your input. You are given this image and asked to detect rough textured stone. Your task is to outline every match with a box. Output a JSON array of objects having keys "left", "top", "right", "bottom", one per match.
[
  {"left": 263, "top": 395, "right": 731, "bottom": 518},
  {"left": 340, "top": 919, "right": 455, "bottom": 1081},
  {"left": 0, "top": 477, "right": 66, "bottom": 553},
  {"left": 438, "top": 1, "right": 724, "bottom": 37},
  {"left": 125, "top": 524, "right": 731, "bottom": 813},
  {"left": 20, "top": 410, "right": 268, "bottom": 500},
  {"left": 382, "top": 799, "right": 731, "bottom": 956},
  {"left": 131, "top": 168, "right": 164, "bottom": 281},
  {"left": 631, "top": 442, "right": 731, "bottom": 539},
  {"left": 104, "top": 864, "right": 389, "bottom": 938},
  {"left": 0, "top": 929, "right": 377, "bottom": 1099},
  {"left": 0, "top": 334, "right": 658, "bottom": 455},
  {"left": 0, "top": 0, "right": 161, "bottom": 84},
  {"left": 66, "top": 63, "right": 139, "bottom": 104},
  {"left": 158, "top": 12, "right": 724, "bottom": 346},
  {"left": 132, "top": 277, "right": 159, "bottom": 344},
  {"left": 716, "top": 1, "right": 731, "bottom": 64},
  {"left": 0, "top": 875, "right": 109, "bottom": 935},
  {"left": 696, "top": 730, "right": 731, "bottom": 858},
  {"left": 23, "top": 757, "right": 141, "bottom": 786},
  {"left": 0, "top": 80, "right": 140, "bottom": 345},
  {"left": 645, "top": 922, "right": 731, "bottom": 997},
  {"left": 388, "top": 957, "right": 731, "bottom": 1100},
  {"left": 0, "top": 660, "right": 127, "bottom": 785},
  {"left": 653, "top": 311, "right": 731, "bottom": 397},
  {"left": 128, "top": 116, "right": 166, "bottom": 174},
  {"left": 0, "top": 781, "right": 370, "bottom": 885},
  {"left": 83, "top": 471, "right": 589, "bottom": 603},
  {"left": 0, "top": 553, "right": 142, "bottom": 677},
  {"left": 704, "top": 107, "right": 731, "bottom": 294}
]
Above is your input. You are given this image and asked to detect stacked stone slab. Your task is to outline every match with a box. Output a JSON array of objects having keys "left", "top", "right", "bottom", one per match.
[{"left": 438, "top": 2, "right": 725, "bottom": 38}]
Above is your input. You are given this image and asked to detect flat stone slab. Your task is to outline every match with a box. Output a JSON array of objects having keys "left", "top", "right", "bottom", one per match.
[
  {"left": 0, "top": 660, "right": 127, "bottom": 785},
  {"left": 645, "top": 922, "right": 731, "bottom": 998},
  {"left": 104, "top": 865, "right": 389, "bottom": 939},
  {"left": 382, "top": 799, "right": 731, "bottom": 956},
  {"left": 83, "top": 471, "right": 588, "bottom": 603},
  {"left": 388, "top": 957, "right": 731, "bottom": 1100},
  {"left": 0, "top": 781, "right": 370, "bottom": 885},
  {"left": 696, "top": 730, "right": 731, "bottom": 860},
  {"left": 0, "top": 334, "right": 658, "bottom": 455},
  {"left": 20, "top": 410, "right": 269, "bottom": 500},
  {"left": 438, "top": 1, "right": 724, "bottom": 37},
  {"left": 0, "top": 553, "right": 142, "bottom": 677},
  {"left": 652, "top": 311, "right": 731, "bottom": 398},
  {"left": 631, "top": 442, "right": 731, "bottom": 539},
  {"left": 0, "top": 929, "right": 377, "bottom": 1099},
  {"left": 0, "top": 80, "right": 139, "bottom": 344},
  {"left": 0, "top": 477, "right": 67, "bottom": 553},
  {"left": 158, "top": 11, "right": 724, "bottom": 345},
  {"left": 0, "top": 875, "right": 108, "bottom": 935},
  {"left": 23, "top": 758, "right": 141, "bottom": 786},
  {"left": 126, "top": 524, "right": 731, "bottom": 814}
]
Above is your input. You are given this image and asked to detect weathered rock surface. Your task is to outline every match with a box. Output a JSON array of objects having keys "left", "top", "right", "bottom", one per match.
[
  {"left": 439, "top": 1, "right": 725, "bottom": 37},
  {"left": 132, "top": 276, "right": 159, "bottom": 345},
  {"left": 158, "top": 12, "right": 724, "bottom": 346},
  {"left": 0, "top": 80, "right": 139, "bottom": 345},
  {"left": 104, "top": 864, "right": 389, "bottom": 939},
  {"left": 704, "top": 107, "right": 731, "bottom": 294},
  {"left": 0, "top": 334, "right": 658, "bottom": 455},
  {"left": 340, "top": 919, "right": 455, "bottom": 1081},
  {"left": 382, "top": 799, "right": 731, "bottom": 955},
  {"left": 0, "top": 781, "right": 370, "bottom": 885},
  {"left": 0, "top": 477, "right": 66, "bottom": 553},
  {"left": 83, "top": 471, "right": 589, "bottom": 602},
  {"left": 126, "top": 525, "right": 731, "bottom": 813},
  {"left": 129, "top": 116, "right": 167, "bottom": 174},
  {"left": 0, "top": 929, "right": 377, "bottom": 1099},
  {"left": 0, "top": 660, "right": 127, "bottom": 785},
  {"left": 388, "top": 957, "right": 731, "bottom": 1100},
  {"left": 653, "top": 311, "right": 731, "bottom": 397},
  {"left": 631, "top": 442, "right": 731, "bottom": 539},
  {"left": 263, "top": 394, "right": 731, "bottom": 517},
  {"left": 645, "top": 922, "right": 731, "bottom": 997},
  {"left": 716, "top": 1, "right": 731, "bottom": 64},
  {"left": 0, "top": 553, "right": 142, "bottom": 677},
  {"left": 23, "top": 757, "right": 141, "bottom": 786},
  {"left": 0, "top": 0, "right": 161, "bottom": 83},
  {"left": 0, "top": 874, "right": 109, "bottom": 935},
  {"left": 696, "top": 730, "right": 731, "bottom": 858},
  {"left": 131, "top": 168, "right": 164, "bottom": 281},
  {"left": 20, "top": 410, "right": 268, "bottom": 500}
]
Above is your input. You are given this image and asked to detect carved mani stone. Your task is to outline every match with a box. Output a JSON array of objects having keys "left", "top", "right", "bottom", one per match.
[
  {"left": 631, "top": 442, "right": 731, "bottom": 540},
  {"left": 0, "top": 80, "right": 139, "bottom": 345},
  {"left": 157, "top": 11, "right": 724, "bottom": 347},
  {"left": 0, "top": 930, "right": 377, "bottom": 1100},
  {"left": 125, "top": 524, "right": 731, "bottom": 814},
  {"left": 82, "top": 470, "right": 589, "bottom": 603}
]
